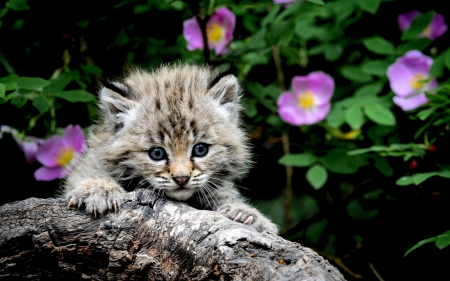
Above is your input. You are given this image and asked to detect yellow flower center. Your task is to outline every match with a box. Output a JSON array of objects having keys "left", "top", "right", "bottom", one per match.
[
  {"left": 55, "top": 146, "right": 74, "bottom": 166},
  {"left": 410, "top": 74, "right": 425, "bottom": 90},
  {"left": 298, "top": 91, "right": 315, "bottom": 109},
  {"left": 420, "top": 25, "right": 431, "bottom": 37},
  {"left": 206, "top": 23, "right": 223, "bottom": 43},
  {"left": 342, "top": 130, "right": 361, "bottom": 140}
]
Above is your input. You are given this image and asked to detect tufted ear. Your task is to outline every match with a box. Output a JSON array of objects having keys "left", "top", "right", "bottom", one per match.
[
  {"left": 209, "top": 74, "right": 240, "bottom": 105},
  {"left": 99, "top": 81, "right": 138, "bottom": 131}
]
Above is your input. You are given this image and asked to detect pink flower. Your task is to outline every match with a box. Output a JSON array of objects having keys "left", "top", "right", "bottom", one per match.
[
  {"left": 34, "top": 125, "right": 85, "bottom": 181},
  {"left": 277, "top": 72, "right": 334, "bottom": 126},
  {"left": 183, "top": 7, "right": 235, "bottom": 55},
  {"left": 387, "top": 50, "right": 437, "bottom": 111},
  {"left": 398, "top": 11, "right": 447, "bottom": 40}
]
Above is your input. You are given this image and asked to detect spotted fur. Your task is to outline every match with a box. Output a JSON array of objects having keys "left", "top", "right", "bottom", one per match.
[{"left": 62, "top": 64, "right": 278, "bottom": 233}]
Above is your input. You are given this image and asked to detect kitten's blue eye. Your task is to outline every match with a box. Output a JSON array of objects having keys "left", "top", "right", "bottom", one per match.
[
  {"left": 192, "top": 143, "right": 209, "bottom": 157},
  {"left": 149, "top": 147, "right": 167, "bottom": 161}
]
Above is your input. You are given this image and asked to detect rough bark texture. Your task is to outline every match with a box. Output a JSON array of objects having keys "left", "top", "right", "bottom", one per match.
[{"left": 0, "top": 190, "right": 346, "bottom": 280}]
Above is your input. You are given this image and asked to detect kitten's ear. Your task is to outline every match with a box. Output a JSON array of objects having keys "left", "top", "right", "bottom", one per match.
[
  {"left": 99, "top": 81, "right": 138, "bottom": 130},
  {"left": 209, "top": 74, "right": 240, "bottom": 105}
]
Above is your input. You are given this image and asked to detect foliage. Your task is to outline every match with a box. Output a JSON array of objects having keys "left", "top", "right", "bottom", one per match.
[{"left": 1, "top": 0, "right": 450, "bottom": 279}]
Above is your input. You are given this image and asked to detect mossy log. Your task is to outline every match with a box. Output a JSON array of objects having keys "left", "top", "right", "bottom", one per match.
[{"left": 0, "top": 190, "right": 345, "bottom": 280}]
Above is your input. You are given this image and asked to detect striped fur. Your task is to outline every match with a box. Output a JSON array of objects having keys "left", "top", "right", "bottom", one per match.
[{"left": 62, "top": 64, "right": 278, "bottom": 233}]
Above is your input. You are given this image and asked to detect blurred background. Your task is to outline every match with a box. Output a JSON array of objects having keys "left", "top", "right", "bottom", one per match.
[{"left": 1, "top": 0, "right": 450, "bottom": 280}]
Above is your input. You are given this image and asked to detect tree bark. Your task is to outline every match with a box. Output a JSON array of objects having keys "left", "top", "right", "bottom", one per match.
[{"left": 0, "top": 190, "right": 346, "bottom": 280}]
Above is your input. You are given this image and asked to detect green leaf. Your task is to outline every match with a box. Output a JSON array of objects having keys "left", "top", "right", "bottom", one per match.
[
  {"left": 11, "top": 96, "right": 27, "bottom": 108},
  {"left": 412, "top": 172, "right": 437, "bottom": 185},
  {"left": 326, "top": 106, "right": 345, "bottom": 128},
  {"left": 5, "top": 0, "right": 30, "bottom": 11},
  {"left": 345, "top": 107, "right": 365, "bottom": 130},
  {"left": 438, "top": 170, "right": 450, "bottom": 178},
  {"left": 398, "top": 38, "right": 432, "bottom": 54},
  {"left": 16, "top": 77, "right": 50, "bottom": 90},
  {"left": 355, "top": 83, "right": 383, "bottom": 97},
  {"left": 32, "top": 95, "right": 50, "bottom": 114},
  {"left": 436, "top": 232, "right": 450, "bottom": 250},
  {"left": 340, "top": 66, "right": 372, "bottom": 83},
  {"left": 322, "top": 149, "right": 368, "bottom": 174},
  {"left": 347, "top": 200, "right": 379, "bottom": 220},
  {"left": 80, "top": 64, "right": 103, "bottom": 76},
  {"left": 306, "top": 0, "right": 324, "bottom": 5},
  {"left": 306, "top": 164, "right": 328, "bottom": 190},
  {"left": 405, "top": 236, "right": 438, "bottom": 257},
  {"left": 0, "top": 83, "right": 5, "bottom": 98},
  {"left": 443, "top": 49, "right": 450, "bottom": 71},
  {"left": 364, "top": 104, "right": 396, "bottom": 126},
  {"left": 417, "top": 107, "right": 436, "bottom": 121},
  {"left": 52, "top": 90, "right": 96, "bottom": 103},
  {"left": 278, "top": 153, "right": 317, "bottom": 167},
  {"left": 42, "top": 72, "right": 75, "bottom": 93},
  {"left": 361, "top": 60, "right": 390, "bottom": 77},
  {"left": 374, "top": 155, "right": 393, "bottom": 177},
  {"left": 430, "top": 55, "right": 445, "bottom": 78},
  {"left": 355, "top": 0, "right": 381, "bottom": 14},
  {"left": 396, "top": 176, "right": 414, "bottom": 186},
  {"left": 402, "top": 12, "right": 434, "bottom": 41},
  {"left": 363, "top": 36, "right": 395, "bottom": 55},
  {"left": 266, "top": 20, "right": 295, "bottom": 45},
  {"left": 262, "top": 5, "right": 281, "bottom": 27}
]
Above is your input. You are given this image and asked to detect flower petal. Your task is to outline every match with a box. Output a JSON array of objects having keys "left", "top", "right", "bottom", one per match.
[
  {"left": 292, "top": 72, "right": 334, "bottom": 105},
  {"left": 183, "top": 17, "right": 204, "bottom": 51},
  {"left": 209, "top": 7, "right": 235, "bottom": 55},
  {"left": 398, "top": 11, "right": 420, "bottom": 31},
  {"left": 63, "top": 124, "right": 85, "bottom": 153},
  {"left": 278, "top": 105, "right": 304, "bottom": 126},
  {"left": 387, "top": 63, "right": 415, "bottom": 97},
  {"left": 34, "top": 166, "right": 62, "bottom": 181},
  {"left": 301, "top": 103, "right": 331, "bottom": 125},
  {"left": 36, "top": 135, "right": 64, "bottom": 168},
  {"left": 393, "top": 93, "right": 428, "bottom": 111},
  {"left": 277, "top": 91, "right": 297, "bottom": 107},
  {"left": 21, "top": 141, "right": 38, "bottom": 165},
  {"left": 429, "top": 13, "right": 447, "bottom": 39}
]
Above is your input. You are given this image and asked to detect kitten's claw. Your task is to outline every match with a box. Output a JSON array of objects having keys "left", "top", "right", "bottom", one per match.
[
  {"left": 112, "top": 200, "right": 118, "bottom": 213},
  {"left": 244, "top": 216, "right": 254, "bottom": 225},
  {"left": 217, "top": 204, "right": 278, "bottom": 233},
  {"left": 93, "top": 208, "right": 98, "bottom": 218}
]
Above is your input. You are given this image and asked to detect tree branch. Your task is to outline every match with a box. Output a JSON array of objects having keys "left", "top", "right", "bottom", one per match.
[{"left": 0, "top": 190, "right": 346, "bottom": 280}]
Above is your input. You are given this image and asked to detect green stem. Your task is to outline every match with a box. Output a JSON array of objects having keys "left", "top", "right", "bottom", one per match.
[{"left": 272, "top": 45, "right": 293, "bottom": 228}]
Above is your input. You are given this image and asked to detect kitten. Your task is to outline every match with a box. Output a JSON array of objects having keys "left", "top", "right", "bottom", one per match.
[{"left": 62, "top": 64, "right": 278, "bottom": 233}]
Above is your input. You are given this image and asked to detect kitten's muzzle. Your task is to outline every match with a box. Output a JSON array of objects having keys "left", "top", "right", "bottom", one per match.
[{"left": 173, "top": 175, "right": 190, "bottom": 186}]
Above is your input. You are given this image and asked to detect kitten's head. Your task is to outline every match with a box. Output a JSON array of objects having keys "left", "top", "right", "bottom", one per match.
[{"left": 98, "top": 64, "right": 250, "bottom": 202}]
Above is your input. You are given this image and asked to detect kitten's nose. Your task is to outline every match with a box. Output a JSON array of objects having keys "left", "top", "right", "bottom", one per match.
[{"left": 173, "top": 176, "right": 190, "bottom": 186}]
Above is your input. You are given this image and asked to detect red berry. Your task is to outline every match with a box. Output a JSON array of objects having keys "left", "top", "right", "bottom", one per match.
[
  {"left": 429, "top": 144, "right": 437, "bottom": 152},
  {"left": 409, "top": 160, "right": 418, "bottom": 170}
]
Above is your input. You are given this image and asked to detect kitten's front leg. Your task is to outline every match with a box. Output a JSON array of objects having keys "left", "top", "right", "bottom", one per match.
[
  {"left": 217, "top": 201, "right": 278, "bottom": 233},
  {"left": 63, "top": 153, "right": 126, "bottom": 217},
  {"left": 65, "top": 178, "right": 126, "bottom": 217}
]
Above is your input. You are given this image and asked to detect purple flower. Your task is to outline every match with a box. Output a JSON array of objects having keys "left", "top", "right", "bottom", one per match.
[
  {"left": 277, "top": 72, "right": 334, "bottom": 126},
  {"left": 183, "top": 7, "right": 235, "bottom": 55},
  {"left": 34, "top": 125, "right": 85, "bottom": 181},
  {"left": 398, "top": 11, "right": 447, "bottom": 40},
  {"left": 387, "top": 50, "right": 437, "bottom": 111}
]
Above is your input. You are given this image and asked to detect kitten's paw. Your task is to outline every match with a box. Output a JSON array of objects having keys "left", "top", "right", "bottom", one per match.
[
  {"left": 65, "top": 179, "right": 126, "bottom": 217},
  {"left": 218, "top": 204, "right": 278, "bottom": 233}
]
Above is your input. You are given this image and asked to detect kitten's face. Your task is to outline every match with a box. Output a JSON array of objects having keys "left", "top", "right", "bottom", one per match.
[{"left": 99, "top": 65, "right": 249, "bottom": 202}]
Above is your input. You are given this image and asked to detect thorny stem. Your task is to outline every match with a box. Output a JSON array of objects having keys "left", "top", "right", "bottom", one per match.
[{"left": 272, "top": 45, "right": 293, "bottom": 229}]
